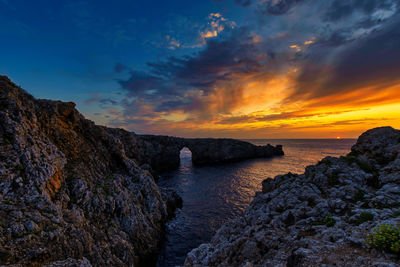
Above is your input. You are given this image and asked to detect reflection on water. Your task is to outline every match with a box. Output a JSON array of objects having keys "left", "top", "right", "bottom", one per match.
[{"left": 156, "top": 139, "right": 356, "bottom": 267}]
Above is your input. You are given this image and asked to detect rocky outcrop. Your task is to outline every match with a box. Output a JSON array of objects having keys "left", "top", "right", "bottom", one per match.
[
  {"left": 186, "top": 139, "right": 283, "bottom": 166},
  {"left": 185, "top": 127, "right": 400, "bottom": 266},
  {"left": 0, "top": 75, "right": 283, "bottom": 266},
  {"left": 136, "top": 136, "right": 283, "bottom": 172},
  {"left": 0, "top": 76, "right": 181, "bottom": 266}
]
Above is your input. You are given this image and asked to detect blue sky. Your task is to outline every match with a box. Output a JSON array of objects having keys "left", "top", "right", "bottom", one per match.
[
  {"left": 1, "top": 0, "right": 400, "bottom": 138},
  {"left": 1, "top": 1, "right": 243, "bottom": 110}
]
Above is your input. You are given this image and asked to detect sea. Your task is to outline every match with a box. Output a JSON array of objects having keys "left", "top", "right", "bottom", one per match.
[{"left": 156, "top": 139, "right": 357, "bottom": 267}]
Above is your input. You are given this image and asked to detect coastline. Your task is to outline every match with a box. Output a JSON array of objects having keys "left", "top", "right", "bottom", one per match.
[
  {"left": 185, "top": 127, "right": 400, "bottom": 266},
  {"left": 0, "top": 76, "right": 283, "bottom": 266}
]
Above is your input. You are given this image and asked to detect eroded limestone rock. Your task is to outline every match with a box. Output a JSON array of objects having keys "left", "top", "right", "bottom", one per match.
[
  {"left": 185, "top": 127, "right": 400, "bottom": 267},
  {"left": 0, "top": 76, "right": 178, "bottom": 266}
]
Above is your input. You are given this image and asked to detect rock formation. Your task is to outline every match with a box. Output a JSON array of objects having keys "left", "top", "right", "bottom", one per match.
[
  {"left": 185, "top": 127, "right": 400, "bottom": 266},
  {"left": 137, "top": 135, "right": 283, "bottom": 172},
  {"left": 0, "top": 75, "right": 283, "bottom": 266},
  {"left": 0, "top": 76, "right": 182, "bottom": 266}
]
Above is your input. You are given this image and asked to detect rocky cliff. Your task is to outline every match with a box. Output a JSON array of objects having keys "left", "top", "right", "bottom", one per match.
[
  {"left": 185, "top": 127, "right": 400, "bottom": 266},
  {"left": 0, "top": 75, "right": 283, "bottom": 266},
  {"left": 0, "top": 76, "right": 182, "bottom": 266}
]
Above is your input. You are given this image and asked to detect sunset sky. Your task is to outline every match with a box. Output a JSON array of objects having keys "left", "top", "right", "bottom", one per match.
[{"left": 1, "top": 0, "right": 400, "bottom": 138}]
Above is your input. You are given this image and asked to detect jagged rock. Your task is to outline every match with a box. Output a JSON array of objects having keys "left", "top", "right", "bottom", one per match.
[
  {"left": 0, "top": 76, "right": 175, "bottom": 266},
  {"left": 161, "top": 187, "right": 183, "bottom": 219},
  {"left": 0, "top": 75, "right": 283, "bottom": 266},
  {"left": 185, "top": 126, "right": 400, "bottom": 267}
]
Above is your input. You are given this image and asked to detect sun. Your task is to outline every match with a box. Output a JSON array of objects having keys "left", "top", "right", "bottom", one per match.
[{"left": 336, "top": 136, "right": 341, "bottom": 139}]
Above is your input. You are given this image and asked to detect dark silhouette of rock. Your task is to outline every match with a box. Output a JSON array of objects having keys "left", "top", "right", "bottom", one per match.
[{"left": 136, "top": 135, "right": 283, "bottom": 172}]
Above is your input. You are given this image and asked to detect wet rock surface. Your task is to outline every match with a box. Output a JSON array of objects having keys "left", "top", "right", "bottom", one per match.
[
  {"left": 185, "top": 127, "right": 400, "bottom": 266},
  {"left": 0, "top": 76, "right": 181, "bottom": 266}
]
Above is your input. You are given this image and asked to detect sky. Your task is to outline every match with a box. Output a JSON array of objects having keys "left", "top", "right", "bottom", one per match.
[{"left": 1, "top": 0, "right": 400, "bottom": 138}]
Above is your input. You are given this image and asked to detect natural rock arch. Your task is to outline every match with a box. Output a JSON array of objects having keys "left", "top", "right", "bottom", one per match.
[{"left": 136, "top": 135, "right": 284, "bottom": 172}]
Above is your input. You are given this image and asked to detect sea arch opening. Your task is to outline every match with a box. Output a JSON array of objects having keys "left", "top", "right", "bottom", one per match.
[{"left": 179, "top": 146, "right": 193, "bottom": 167}]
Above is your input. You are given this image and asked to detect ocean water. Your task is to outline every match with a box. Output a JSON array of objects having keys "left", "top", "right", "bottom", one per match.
[{"left": 156, "top": 139, "right": 356, "bottom": 267}]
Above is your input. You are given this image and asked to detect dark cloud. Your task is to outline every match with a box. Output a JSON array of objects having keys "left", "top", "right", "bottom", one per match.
[
  {"left": 324, "top": 0, "right": 397, "bottom": 22},
  {"left": 235, "top": 0, "right": 252, "bottom": 7},
  {"left": 117, "top": 70, "right": 165, "bottom": 97},
  {"left": 290, "top": 15, "right": 400, "bottom": 101},
  {"left": 85, "top": 95, "right": 119, "bottom": 106},
  {"left": 99, "top": 98, "right": 118, "bottom": 106},
  {"left": 100, "top": 0, "right": 400, "bottom": 135},
  {"left": 115, "top": 27, "right": 266, "bottom": 117},
  {"left": 258, "top": 0, "right": 305, "bottom": 15}
]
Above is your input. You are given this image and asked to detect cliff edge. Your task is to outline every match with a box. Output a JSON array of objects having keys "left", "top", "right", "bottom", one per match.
[
  {"left": 0, "top": 76, "right": 181, "bottom": 266},
  {"left": 185, "top": 127, "right": 400, "bottom": 266}
]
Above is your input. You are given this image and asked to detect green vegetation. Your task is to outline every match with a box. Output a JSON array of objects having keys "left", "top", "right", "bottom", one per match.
[
  {"left": 313, "top": 215, "right": 336, "bottom": 227},
  {"left": 366, "top": 224, "right": 400, "bottom": 255},
  {"left": 356, "top": 212, "right": 374, "bottom": 225}
]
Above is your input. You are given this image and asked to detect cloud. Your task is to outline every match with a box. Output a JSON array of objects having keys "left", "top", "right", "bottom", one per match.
[
  {"left": 235, "top": 0, "right": 252, "bottom": 7},
  {"left": 258, "top": 0, "right": 305, "bottom": 15},
  {"left": 200, "top": 13, "right": 236, "bottom": 43},
  {"left": 323, "top": 0, "right": 397, "bottom": 22},
  {"left": 289, "top": 15, "right": 400, "bottom": 103},
  {"left": 216, "top": 109, "right": 369, "bottom": 125},
  {"left": 96, "top": 1, "right": 400, "bottom": 137},
  {"left": 157, "top": 12, "right": 236, "bottom": 50}
]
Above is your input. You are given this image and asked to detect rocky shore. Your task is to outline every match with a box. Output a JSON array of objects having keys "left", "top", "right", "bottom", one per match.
[
  {"left": 185, "top": 126, "right": 400, "bottom": 266},
  {"left": 0, "top": 76, "right": 181, "bottom": 266},
  {"left": 0, "top": 75, "right": 283, "bottom": 266}
]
